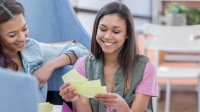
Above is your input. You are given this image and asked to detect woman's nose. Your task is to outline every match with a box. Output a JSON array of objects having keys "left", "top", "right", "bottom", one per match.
[
  {"left": 104, "top": 31, "right": 112, "bottom": 39},
  {"left": 17, "top": 32, "right": 26, "bottom": 41}
]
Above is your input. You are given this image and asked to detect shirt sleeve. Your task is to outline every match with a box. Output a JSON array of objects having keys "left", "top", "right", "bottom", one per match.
[
  {"left": 135, "top": 61, "right": 158, "bottom": 97},
  {"left": 38, "top": 40, "right": 89, "bottom": 62},
  {"left": 74, "top": 56, "right": 87, "bottom": 77}
]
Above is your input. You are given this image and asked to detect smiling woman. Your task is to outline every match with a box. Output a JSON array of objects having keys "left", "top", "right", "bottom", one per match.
[
  {"left": 60, "top": 2, "right": 158, "bottom": 112},
  {"left": 0, "top": 14, "right": 28, "bottom": 71},
  {"left": 0, "top": 0, "right": 89, "bottom": 103}
]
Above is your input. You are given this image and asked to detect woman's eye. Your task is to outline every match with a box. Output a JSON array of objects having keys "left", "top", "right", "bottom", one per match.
[
  {"left": 99, "top": 27, "right": 107, "bottom": 32},
  {"left": 22, "top": 27, "right": 27, "bottom": 32},
  {"left": 113, "top": 31, "right": 120, "bottom": 34},
  {"left": 7, "top": 33, "right": 16, "bottom": 38},
  {"left": 101, "top": 29, "right": 106, "bottom": 32}
]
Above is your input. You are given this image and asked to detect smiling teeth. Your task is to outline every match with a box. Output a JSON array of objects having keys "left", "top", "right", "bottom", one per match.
[{"left": 104, "top": 42, "right": 114, "bottom": 46}]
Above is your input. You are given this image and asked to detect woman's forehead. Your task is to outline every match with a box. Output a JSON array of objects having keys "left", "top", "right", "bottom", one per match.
[
  {"left": 99, "top": 14, "right": 126, "bottom": 28},
  {"left": 0, "top": 14, "right": 26, "bottom": 32}
]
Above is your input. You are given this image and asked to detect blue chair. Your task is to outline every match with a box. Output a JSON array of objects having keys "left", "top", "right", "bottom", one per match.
[
  {"left": 18, "top": 0, "right": 91, "bottom": 49},
  {"left": 0, "top": 67, "right": 39, "bottom": 112},
  {"left": 17, "top": 0, "right": 91, "bottom": 106}
]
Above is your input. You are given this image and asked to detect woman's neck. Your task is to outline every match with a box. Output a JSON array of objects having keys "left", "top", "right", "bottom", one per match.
[
  {"left": 104, "top": 53, "right": 118, "bottom": 67},
  {"left": 3, "top": 49, "right": 19, "bottom": 58}
]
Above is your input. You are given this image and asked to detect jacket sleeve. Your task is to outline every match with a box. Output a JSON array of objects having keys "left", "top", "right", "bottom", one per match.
[{"left": 37, "top": 41, "right": 90, "bottom": 63}]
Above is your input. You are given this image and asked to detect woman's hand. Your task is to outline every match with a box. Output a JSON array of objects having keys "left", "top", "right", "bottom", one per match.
[
  {"left": 59, "top": 83, "right": 79, "bottom": 102},
  {"left": 32, "top": 62, "right": 55, "bottom": 88},
  {"left": 94, "top": 93, "right": 129, "bottom": 111}
]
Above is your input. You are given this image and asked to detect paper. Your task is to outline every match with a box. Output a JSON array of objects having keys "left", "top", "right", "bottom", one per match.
[
  {"left": 39, "top": 102, "right": 53, "bottom": 112},
  {"left": 78, "top": 86, "right": 106, "bottom": 98},
  {"left": 62, "top": 69, "right": 106, "bottom": 98},
  {"left": 62, "top": 69, "right": 87, "bottom": 83}
]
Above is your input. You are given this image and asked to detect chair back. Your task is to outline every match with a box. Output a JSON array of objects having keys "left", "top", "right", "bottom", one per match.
[
  {"left": 143, "top": 24, "right": 200, "bottom": 63},
  {"left": 142, "top": 24, "right": 200, "bottom": 112},
  {"left": 0, "top": 68, "right": 39, "bottom": 112},
  {"left": 18, "top": 0, "right": 91, "bottom": 49}
]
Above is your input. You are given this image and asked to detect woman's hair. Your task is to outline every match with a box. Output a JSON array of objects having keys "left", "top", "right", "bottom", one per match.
[
  {"left": 0, "top": 0, "right": 24, "bottom": 70},
  {"left": 91, "top": 2, "right": 140, "bottom": 88}
]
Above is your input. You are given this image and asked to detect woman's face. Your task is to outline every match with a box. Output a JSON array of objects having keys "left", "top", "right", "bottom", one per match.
[
  {"left": 0, "top": 14, "right": 29, "bottom": 55},
  {"left": 96, "top": 14, "right": 127, "bottom": 56}
]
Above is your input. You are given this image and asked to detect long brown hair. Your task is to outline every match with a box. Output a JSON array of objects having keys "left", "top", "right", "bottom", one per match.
[
  {"left": 0, "top": 0, "right": 24, "bottom": 70},
  {"left": 91, "top": 2, "right": 140, "bottom": 88}
]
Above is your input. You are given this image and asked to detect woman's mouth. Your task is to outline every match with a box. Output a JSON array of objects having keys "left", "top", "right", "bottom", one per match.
[
  {"left": 103, "top": 41, "right": 115, "bottom": 46},
  {"left": 16, "top": 42, "right": 25, "bottom": 48}
]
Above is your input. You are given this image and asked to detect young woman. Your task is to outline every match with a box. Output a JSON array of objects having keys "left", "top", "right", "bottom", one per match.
[
  {"left": 60, "top": 2, "right": 158, "bottom": 112},
  {"left": 0, "top": 0, "right": 89, "bottom": 102}
]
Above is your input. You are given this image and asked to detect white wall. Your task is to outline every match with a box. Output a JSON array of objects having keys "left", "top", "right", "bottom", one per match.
[
  {"left": 76, "top": 12, "right": 96, "bottom": 36},
  {"left": 76, "top": 0, "right": 116, "bottom": 10},
  {"left": 73, "top": 0, "right": 152, "bottom": 36},
  {"left": 123, "top": 0, "right": 152, "bottom": 17}
]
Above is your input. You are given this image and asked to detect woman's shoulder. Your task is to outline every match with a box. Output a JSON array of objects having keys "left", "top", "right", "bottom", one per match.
[
  {"left": 22, "top": 38, "right": 43, "bottom": 60},
  {"left": 85, "top": 55, "right": 96, "bottom": 61},
  {"left": 76, "top": 55, "right": 97, "bottom": 64},
  {"left": 25, "top": 38, "right": 40, "bottom": 48},
  {"left": 138, "top": 55, "right": 149, "bottom": 62},
  {"left": 76, "top": 56, "right": 87, "bottom": 63}
]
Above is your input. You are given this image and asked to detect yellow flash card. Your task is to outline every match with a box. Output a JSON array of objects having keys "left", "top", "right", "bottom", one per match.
[
  {"left": 62, "top": 69, "right": 106, "bottom": 98},
  {"left": 39, "top": 102, "right": 53, "bottom": 112},
  {"left": 77, "top": 86, "right": 106, "bottom": 98},
  {"left": 62, "top": 69, "right": 87, "bottom": 83},
  {"left": 82, "top": 80, "right": 101, "bottom": 87}
]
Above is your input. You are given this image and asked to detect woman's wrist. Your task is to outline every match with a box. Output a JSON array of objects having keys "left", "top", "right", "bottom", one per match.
[
  {"left": 65, "top": 53, "right": 72, "bottom": 65},
  {"left": 117, "top": 99, "right": 131, "bottom": 112},
  {"left": 65, "top": 53, "right": 77, "bottom": 65}
]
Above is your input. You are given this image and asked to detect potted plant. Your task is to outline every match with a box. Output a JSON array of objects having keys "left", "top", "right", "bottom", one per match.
[
  {"left": 164, "top": 3, "right": 187, "bottom": 26},
  {"left": 165, "top": 3, "right": 200, "bottom": 25},
  {"left": 185, "top": 8, "right": 200, "bottom": 25}
]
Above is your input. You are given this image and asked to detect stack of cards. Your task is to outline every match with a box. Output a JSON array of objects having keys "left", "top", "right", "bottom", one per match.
[{"left": 62, "top": 69, "right": 106, "bottom": 98}]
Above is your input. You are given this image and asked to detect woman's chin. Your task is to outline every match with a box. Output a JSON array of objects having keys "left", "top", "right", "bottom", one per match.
[{"left": 17, "top": 47, "right": 25, "bottom": 52}]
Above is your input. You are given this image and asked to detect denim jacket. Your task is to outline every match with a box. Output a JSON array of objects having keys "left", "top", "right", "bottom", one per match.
[{"left": 20, "top": 38, "right": 89, "bottom": 103}]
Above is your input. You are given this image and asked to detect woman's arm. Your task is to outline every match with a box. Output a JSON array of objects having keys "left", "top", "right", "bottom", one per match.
[
  {"left": 40, "top": 41, "right": 89, "bottom": 62},
  {"left": 130, "top": 60, "right": 157, "bottom": 111},
  {"left": 32, "top": 40, "right": 89, "bottom": 88},
  {"left": 116, "top": 93, "right": 150, "bottom": 112},
  {"left": 33, "top": 53, "right": 77, "bottom": 88},
  {"left": 130, "top": 93, "right": 150, "bottom": 112},
  {"left": 95, "top": 60, "right": 157, "bottom": 112},
  {"left": 95, "top": 92, "right": 150, "bottom": 112},
  {"left": 59, "top": 83, "right": 92, "bottom": 112},
  {"left": 72, "top": 96, "right": 92, "bottom": 112}
]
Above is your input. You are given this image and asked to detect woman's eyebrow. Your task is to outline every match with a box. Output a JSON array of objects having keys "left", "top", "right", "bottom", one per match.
[{"left": 3, "top": 23, "right": 27, "bottom": 35}]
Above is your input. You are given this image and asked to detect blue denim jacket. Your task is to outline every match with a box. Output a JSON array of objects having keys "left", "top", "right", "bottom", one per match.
[{"left": 20, "top": 38, "right": 89, "bottom": 102}]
